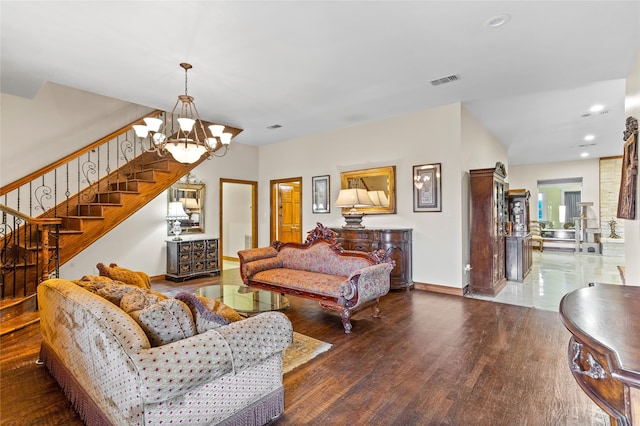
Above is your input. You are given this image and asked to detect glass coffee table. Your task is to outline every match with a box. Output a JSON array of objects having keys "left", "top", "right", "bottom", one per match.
[{"left": 194, "top": 284, "right": 289, "bottom": 315}]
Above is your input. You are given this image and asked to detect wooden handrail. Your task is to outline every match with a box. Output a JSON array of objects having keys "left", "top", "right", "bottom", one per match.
[
  {"left": 0, "top": 204, "right": 62, "bottom": 226},
  {"left": 0, "top": 110, "right": 164, "bottom": 196}
]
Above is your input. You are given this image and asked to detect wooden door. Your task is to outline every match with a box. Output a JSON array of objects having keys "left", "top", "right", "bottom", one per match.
[{"left": 270, "top": 178, "right": 302, "bottom": 243}]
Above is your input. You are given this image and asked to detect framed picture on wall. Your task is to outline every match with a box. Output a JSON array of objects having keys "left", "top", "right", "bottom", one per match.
[
  {"left": 312, "top": 175, "right": 330, "bottom": 213},
  {"left": 413, "top": 163, "right": 442, "bottom": 212}
]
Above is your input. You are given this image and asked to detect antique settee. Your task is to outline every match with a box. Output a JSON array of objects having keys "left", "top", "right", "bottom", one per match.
[
  {"left": 37, "top": 277, "right": 292, "bottom": 425},
  {"left": 237, "top": 223, "right": 393, "bottom": 333}
]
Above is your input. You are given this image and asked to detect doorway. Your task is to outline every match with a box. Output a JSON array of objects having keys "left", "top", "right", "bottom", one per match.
[
  {"left": 220, "top": 179, "right": 257, "bottom": 270},
  {"left": 270, "top": 177, "right": 302, "bottom": 243}
]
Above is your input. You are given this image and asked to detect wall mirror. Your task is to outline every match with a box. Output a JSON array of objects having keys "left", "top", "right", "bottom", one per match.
[
  {"left": 167, "top": 176, "right": 205, "bottom": 235},
  {"left": 340, "top": 165, "right": 396, "bottom": 214}
]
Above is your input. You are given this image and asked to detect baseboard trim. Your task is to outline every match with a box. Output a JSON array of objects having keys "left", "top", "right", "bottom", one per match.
[{"left": 413, "top": 281, "right": 466, "bottom": 296}]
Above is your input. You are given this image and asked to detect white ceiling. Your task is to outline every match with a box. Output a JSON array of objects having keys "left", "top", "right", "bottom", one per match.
[{"left": 2, "top": 1, "right": 639, "bottom": 166}]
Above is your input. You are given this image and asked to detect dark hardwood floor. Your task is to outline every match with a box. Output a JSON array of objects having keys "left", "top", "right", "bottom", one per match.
[{"left": 1, "top": 268, "right": 608, "bottom": 425}]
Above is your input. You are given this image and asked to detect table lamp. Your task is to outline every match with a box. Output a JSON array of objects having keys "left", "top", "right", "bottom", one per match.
[
  {"left": 167, "top": 201, "right": 189, "bottom": 240},
  {"left": 334, "top": 188, "right": 374, "bottom": 229}
]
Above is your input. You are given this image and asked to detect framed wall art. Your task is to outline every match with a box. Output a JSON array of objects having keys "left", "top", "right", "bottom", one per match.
[
  {"left": 312, "top": 175, "right": 330, "bottom": 213},
  {"left": 413, "top": 163, "right": 442, "bottom": 212}
]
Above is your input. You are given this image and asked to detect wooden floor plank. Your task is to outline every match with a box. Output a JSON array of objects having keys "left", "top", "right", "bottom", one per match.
[{"left": 0, "top": 270, "right": 609, "bottom": 425}]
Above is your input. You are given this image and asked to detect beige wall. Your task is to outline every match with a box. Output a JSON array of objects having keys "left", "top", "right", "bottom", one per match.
[
  {"left": 258, "top": 103, "right": 507, "bottom": 289},
  {"left": 461, "top": 106, "right": 509, "bottom": 286},
  {"left": 624, "top": 53, "right": 640, "bottom": 286}
]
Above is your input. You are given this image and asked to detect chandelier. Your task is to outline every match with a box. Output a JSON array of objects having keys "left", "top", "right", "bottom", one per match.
[{"left": 132, "top": 63, "right": 233, "bottom": 164}]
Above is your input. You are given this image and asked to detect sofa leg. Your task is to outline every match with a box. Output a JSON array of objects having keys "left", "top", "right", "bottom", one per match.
[
  {"left": 371, "top": 299, "right": 381, "bottom": 318},
  {"left": 341, "top": 309, "right": 352, "bottom": 334}
]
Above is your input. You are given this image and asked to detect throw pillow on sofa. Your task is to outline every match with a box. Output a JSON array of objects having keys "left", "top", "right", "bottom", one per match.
[
  {"left": 72, "top": 275, "right": 116, "bottom": 292},
  {"left": 195, "top": 295, "right": 244, "bottom": 323},
  {"left": 120, "top": 288, "right": 166, "bottom": 313},
  {"left": 128, "top": 299, "right": 196, "bottom": 346},
  {"left": 96, "top": 282, "right": 141, "bottom": 306},
  {"left": 175, "top": 292, "right": 230, "bottom": 334},
  {"left": 96, "top": 263, "right": 151, "bottom": 289}
]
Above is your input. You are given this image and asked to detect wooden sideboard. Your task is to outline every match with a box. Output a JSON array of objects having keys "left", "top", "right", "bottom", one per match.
[
  {"left": 331, "top": 227, "right": 413, "bottom": 290},
  {"left": 559, "top": 284, "right": 640, "bottom": 425},
  {"left": 166, "top": 237, "right": 220, "bottom": 282}
]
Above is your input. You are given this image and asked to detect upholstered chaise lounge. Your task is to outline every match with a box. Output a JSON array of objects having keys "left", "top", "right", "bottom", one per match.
[
  {"left": 238, "top": 223, "right": 393, "bottom": 333},
  {"left": 38, "top": 278, "right": 292, "bottom": 425}
]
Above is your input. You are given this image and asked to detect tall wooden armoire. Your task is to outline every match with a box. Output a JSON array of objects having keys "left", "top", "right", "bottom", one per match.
[{"left": 469, "top": 162, "right": 508, "bottom": 296}]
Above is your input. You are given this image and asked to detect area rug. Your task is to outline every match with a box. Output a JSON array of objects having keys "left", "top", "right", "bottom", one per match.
[{"left": 282, "top": 332, "right": 332, "bottom": 374}]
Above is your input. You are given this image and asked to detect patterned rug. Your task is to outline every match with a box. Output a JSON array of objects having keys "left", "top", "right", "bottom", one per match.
[{"left": 282, "top": 332, "right": 332, "bottom": 374}]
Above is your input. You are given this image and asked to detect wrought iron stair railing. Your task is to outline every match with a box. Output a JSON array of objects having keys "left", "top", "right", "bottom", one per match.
[{"left": 0, "top": 109, "right": 206, "bottom": 300}]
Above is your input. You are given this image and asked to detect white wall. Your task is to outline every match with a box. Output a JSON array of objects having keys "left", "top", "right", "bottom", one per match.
[
  {"left": 0, "top": 82, "right": 153, "bottom": 186},
  {"left": 624, "top": 52, "right": 640, "bottom": 286},
  {"left": 508, "top": 159, "right": 601, "bottom": 226}
]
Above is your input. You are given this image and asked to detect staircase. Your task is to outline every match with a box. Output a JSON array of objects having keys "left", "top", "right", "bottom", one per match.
[{"left": 0, "top": 111, "right": 211, "bottom": 338}]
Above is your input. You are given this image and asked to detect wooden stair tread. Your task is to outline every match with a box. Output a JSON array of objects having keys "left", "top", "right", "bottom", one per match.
[
  {"left": 58, "top": 229, "right": 84, "bottom": 235},
  {"left": 0, "top": 311, "right": 40, "bottom": 337},
  {"left": 64, "top": 216, "right": 105, "bottom": 220}
]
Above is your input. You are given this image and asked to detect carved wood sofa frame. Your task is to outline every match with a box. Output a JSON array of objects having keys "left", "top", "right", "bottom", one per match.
[{"left": 238, "top": 223, "right": 393, "bottom": 333}]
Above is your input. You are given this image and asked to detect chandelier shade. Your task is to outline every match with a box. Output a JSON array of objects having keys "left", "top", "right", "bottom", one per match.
[{"left": 132, "top": 63, "right": 242, "bottom": 164}]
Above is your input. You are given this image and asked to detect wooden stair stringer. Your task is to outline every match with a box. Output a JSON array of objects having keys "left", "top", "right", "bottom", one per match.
[{"left": 55, "top": 154, "right": 207, "bottom": 267}]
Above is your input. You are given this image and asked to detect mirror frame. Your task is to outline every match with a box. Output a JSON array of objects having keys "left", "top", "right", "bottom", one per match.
[
  {"left": 340, "top": 165, "right": 396, "bottom": 214},
  {"left": 167, "top": 182, "right": 206, "bottom": 235}
]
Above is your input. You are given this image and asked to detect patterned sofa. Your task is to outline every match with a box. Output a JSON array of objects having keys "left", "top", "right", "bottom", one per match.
[
  {"left": 37, "top": 278, "right": 292, "bottom": 425},
  {"left": 238, "top": 223, "right": 393, "bottom": 333}
]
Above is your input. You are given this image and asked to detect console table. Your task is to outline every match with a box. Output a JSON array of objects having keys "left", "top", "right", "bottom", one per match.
[
  {"left": 166, "top": 237, "right": 220, "bottom": 282},
  {"left": 559, "top": 284, "right": 640, "bottom": 425},
  {"left": 330, "top": 227, "right": 413, "bottom": 290}
]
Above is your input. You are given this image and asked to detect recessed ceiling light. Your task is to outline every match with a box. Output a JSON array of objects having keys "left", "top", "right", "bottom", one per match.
[
  {"left": 485, "top": 14, "right": 511, "bottom": 28},
  {"left": 581, "top": 152, "right": 589, "bottom": 158},
  {"left": 590, "top": 104, "right": 604, "bottom": 112},
  {"left": 584, "top": 134, "right": 595, "bottom": 141}
]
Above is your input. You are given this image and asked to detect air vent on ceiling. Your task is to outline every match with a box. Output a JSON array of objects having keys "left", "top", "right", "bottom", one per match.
[
  {"left": 581, "top": 110, "right": 609, "bottom": 118},
  {"left": 430, "top": 74, "right": 461, "bottom": 86},
  {"left": 579, "top": 143, "right": 597, "bottom": 148},
  {"left": 266, "top": 124, "right": 282, "bottom": 129}
]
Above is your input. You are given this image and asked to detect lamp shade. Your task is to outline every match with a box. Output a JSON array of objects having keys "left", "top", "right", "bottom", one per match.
[
  {"left": 167, "top": 201, "right": 189, "bottom": 219},
  {"left": 367, "top": 190, "right": 389, "bottom": 207},
  {"left": 334, "top": 188, "right": 374, "bottom": 208},
  {"left": 180, "top": 198, "right": 200, "bottom": 210},
  {"left": 165, "top": 143, "right": 207, "bottom": 164}
]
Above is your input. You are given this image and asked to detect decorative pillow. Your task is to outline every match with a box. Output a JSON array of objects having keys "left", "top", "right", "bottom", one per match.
[
  {"left": 128, "top": 299, "right": 196, "bottom": 347},
  {"left": 120, "top": 288, "right": 166, "bottom": 313},
  {"left": 175, "top": 292, "right": 230, "bottom": 333},
  {"left": 96, "top": 282, "right": 140, "bottom": 306},
  {"left": 96, "top": 263, "right": 151, "bottom": 289},
  {"left": 238, "top": 246, "right": 278, "bottom": 263},
  {"left": 242, "top": 256, "right": 283, "bottom": 280},
  {"left": 72, "top": 275, "right": 115, "bottom": 292},
  {"left": 196, "top": 295, "right": 244, "bottom": 323}
]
